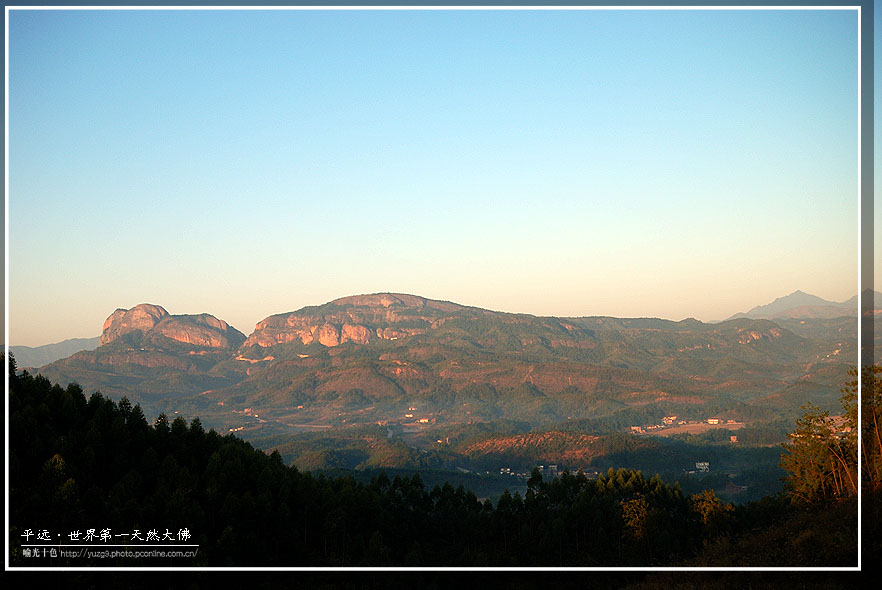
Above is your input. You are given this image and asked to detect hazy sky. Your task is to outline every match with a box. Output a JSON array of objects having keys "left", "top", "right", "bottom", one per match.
[{"left": 7, "top": 7, "right": 861, "bottom": 347}]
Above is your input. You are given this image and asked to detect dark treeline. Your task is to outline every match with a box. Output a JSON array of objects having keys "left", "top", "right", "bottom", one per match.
[{"left": 7, "top": 353, "right": 864, "bottom": 567}]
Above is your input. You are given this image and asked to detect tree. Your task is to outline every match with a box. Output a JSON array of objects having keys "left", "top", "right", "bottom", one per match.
[
  {"left": 780, "top": 381, "right": 858, "bottom": 504},
  {"left": 843, "top": 365, "right": 882, "bottom": 488},
  {"left": 153, "top": 413, "right": 169, "bottom": 433},
  {"left": 621, "top": 495, "right": 648, "bottom": 541},
  {"left": 691, "top": 489, "right": 734, "bottom": 541}
]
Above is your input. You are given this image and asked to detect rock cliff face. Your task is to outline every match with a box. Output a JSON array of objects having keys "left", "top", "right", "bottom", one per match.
[
  {"left": 99, "top": 304, "right": 245, "bottom": 350},
  {"left": 100, "top": 304, "right": 169, "bottom": 345},
  {"left": 242, "top": 293, "right": 467, "bottom": 349},
  {"left": 157, "top": 315, "right": 245, "bottom": 349}
]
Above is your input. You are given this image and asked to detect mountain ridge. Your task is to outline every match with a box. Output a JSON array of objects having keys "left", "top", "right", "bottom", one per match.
[
  {"left": 8, "top": 336, "right": 101, "bottom": 368},
  {"left": 15, "top": 288, "right": 874, "bottom": 352},
  {"left": 29, "top": 291, "right": 859, "bottom": 439}
]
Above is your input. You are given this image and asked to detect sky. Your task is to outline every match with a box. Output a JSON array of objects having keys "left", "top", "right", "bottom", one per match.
[{"left": 6, "top": 7, "right": 861, "bottom": 347}]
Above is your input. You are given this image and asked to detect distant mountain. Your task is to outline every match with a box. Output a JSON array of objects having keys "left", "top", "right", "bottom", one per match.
[
  {"left": 726, "top": 289, "right": 880, "bottom": 321},
  {"left": 9, "top": 336, "right": 100, "bottom": 369},
  {"left": 842, "top": 289, "right": 882, "bottom": 311},
  {"left": 34, "top": 293, "right": 856, "bottom": 437}
]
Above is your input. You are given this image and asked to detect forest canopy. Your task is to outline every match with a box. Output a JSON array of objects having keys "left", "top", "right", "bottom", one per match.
[{"left": 6, "top": 353, "right": 867, "bottom": 567}]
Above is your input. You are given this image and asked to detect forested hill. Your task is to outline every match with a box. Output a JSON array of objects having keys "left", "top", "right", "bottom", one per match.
[{"left": 8, "top": 353, "right": 861, "bottom": 568}]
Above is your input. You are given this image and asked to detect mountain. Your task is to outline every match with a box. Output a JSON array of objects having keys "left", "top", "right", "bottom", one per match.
[
  {"left": 33, "top": 294, "right": 855, "bottom": 440},
  {"left": 9, "top": 302, "right": 249, "bottom": 369},
  {"left": 8, "top": 336, "right": 100, "bottom": 369},
  {"left": 725, "top": 290, "right": 877, "bottom": 321},
  {"left": 36, "top": 304, "right": 247, "bottom": 414}
]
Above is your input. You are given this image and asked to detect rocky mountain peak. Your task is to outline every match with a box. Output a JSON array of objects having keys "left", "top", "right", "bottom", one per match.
[
  {"left": 99, "top": 304, "right": 244, "bottom": 350},
  {"left": 100, "top": 304, "right": 169, "bottom": 345}
]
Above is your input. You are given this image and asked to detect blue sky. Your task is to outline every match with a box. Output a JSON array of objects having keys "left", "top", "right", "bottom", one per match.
[{"left": 7, "top": 7, "right": 860, "bottom": 346}]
